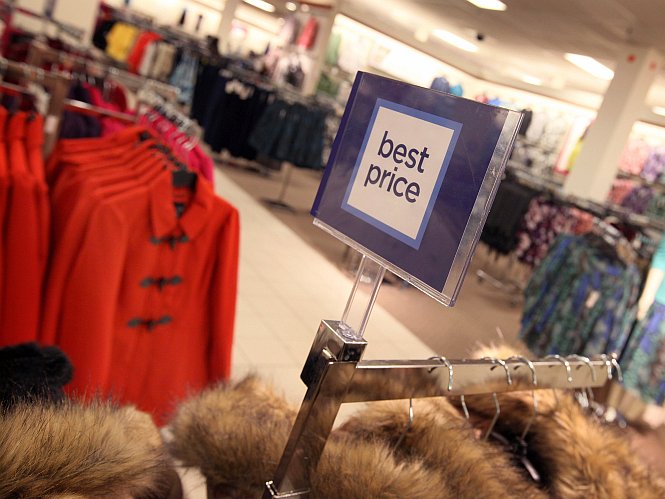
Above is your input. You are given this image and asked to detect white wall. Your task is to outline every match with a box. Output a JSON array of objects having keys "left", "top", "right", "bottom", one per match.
[{"left": 104, "top": 0, "right": 223, "bottom": 38}]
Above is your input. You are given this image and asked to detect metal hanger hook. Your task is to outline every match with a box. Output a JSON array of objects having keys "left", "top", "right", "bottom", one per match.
[
  {"left": 428, "top": 356, "right": 454, "bottom": 391},
  {"left": 566, "top": 354, "right": 597, "bottom": 382},
  {"left": 394, "top": 398, "right": 414, "bottom": 450},
  {"left": 506, "top": 355, "right": 538, "bottom": 386},
  {"left": 594, "top": 354, "right": 613, "bottom": 380},
  {"left": 482, "top": 357, "right": 512, "bottom": 385},
  {"left": 610, "top": 356, "right": 623, "bottom": 383},
  {"left": 544, "top": 354, "right": 573, "bottom": 383},
  {"left": 484, "top": 393, "right": 501, "bottom": 441}
]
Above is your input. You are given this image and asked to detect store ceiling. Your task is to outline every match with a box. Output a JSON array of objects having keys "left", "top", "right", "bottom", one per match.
[{"left": 338, "top": 0, "right": 665, "bottom": 110}]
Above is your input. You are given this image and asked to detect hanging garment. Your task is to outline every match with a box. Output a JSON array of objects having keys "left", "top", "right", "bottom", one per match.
[
  {"left": 248, "top": 99, "right": 326, "bottom": 169},
  {"left": 170, "top": 376, "right": 456, "bottom": 498},
  {"left": 59, "top": 82, "right": 102, "bottom": 139},
  {"left": 514, "top": 196, "right": 576, "bottom": 267},
  {"left": 520, "top": 234, "right": 640, "bottom": 358},
  {"left": 126, "top": 31, "right": 162, "bottom": 73},
  {"left": 105, "top": 22, "right": 140, "bottom": 63},
  {"left": 642, "top": 146, "right": 665, "bottom": 182},
  {"left": 0, "top": 342, "right": 72, "bottom": 409},
  {"left": 139, "top": 40, "right": 159, "bottom": 77},
  {"left": 0, "top": 401, "right": 178, "bottom": 497},
  {"left": 430, "top": 76, "right": 451, "bottom": 93},
  {"left": 623, "top": 235, "right": 665, "bottom": 403},
  {"left": 454, "top": 345, "right": 665, "bottom": 498},
  {"left": 608, "top": 179, "right": 639, "bottom": 205},
  {"left": 622, "top": 301, "right": 665, "bottom": 404},
  {"left": 620, "top": 185, "right": 654, "bottom": 214},
  {"left": 150, "top": 42, "right": 177, "bottom": 81},
  {"left": 296, "top": 17, "right": 319, "bottom": 49},
  {"left": 1, "top": 111, "right": 49, "bottom": 346},
  {"left": 481, "top": 179, "right": 538, "bottom": 254},
  {"left": 41, "top": 127, "right": 239, "bottom": 424},
  {"left": 169, "top": 51, "right": 198, "bottom": 104}
]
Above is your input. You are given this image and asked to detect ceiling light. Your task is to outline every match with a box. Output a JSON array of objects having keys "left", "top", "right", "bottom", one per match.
[
  {"left": 285, "top": 1, "right": 297, "bottom": 11},
  {"left": 432, "top": 29, "right": 478, "bottom": 53},
  {"left": 564, "top": 53, "right": 614, "bottom": 80},
  {"left": 653, "top": 106, "right": 665, "bottom": 117},
  {"left": 465, "top": 0, "right": 507, "bottom": 11},
  {"left": 243, "top": 0, "right": 276, "bottom": 12},
  {"left": 414, "top": 28, "right": 429, "bottom": 43},
  {"left": 301, "top": 3, "right": 310, "bottom": 12},
  {"left": 520, "top": 74, "right": 543, "bottom": 86}
]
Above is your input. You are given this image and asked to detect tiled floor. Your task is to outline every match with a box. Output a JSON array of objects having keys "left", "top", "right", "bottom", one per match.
[
  {"left": 180, "top": 166, "right": 436, "bottom": 498},
  {"left": 217, "top": 167, "right": 436, "bottom": 405}
]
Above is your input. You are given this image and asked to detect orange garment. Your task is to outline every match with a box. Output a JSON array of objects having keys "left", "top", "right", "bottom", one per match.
[
  {"left": 44, "top": 130, "right": 239, "bottom": 424},
  {"left": 1, "top": 112, "right": 48, "bottom": 345},
  {"left": 126, "top": 31, "right": 162, "bottom": 73}
]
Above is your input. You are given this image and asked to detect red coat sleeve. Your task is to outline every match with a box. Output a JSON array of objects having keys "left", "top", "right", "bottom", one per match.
[
  {"left": 59, "top": 201, "right": 129, "bottom": 396},
  {"left": 208, "top": 206, "right": 240, "bottom": 381},
  {"left": 2, "top": 176, "right": 43, "bottom": 344}
]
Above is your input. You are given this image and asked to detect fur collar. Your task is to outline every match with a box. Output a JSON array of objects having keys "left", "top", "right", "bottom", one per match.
[
  {"left": 168, "top": 375, "right": 448, "bottom": 498},
  {"left": 0, "top": 401, "right": 172, "bottom": 498},
  {"left": 339, "top": 398, "right": 547, "bottom": 499},
  {"left": 459, "top": 345, "right": 665, "bottom": 498}
]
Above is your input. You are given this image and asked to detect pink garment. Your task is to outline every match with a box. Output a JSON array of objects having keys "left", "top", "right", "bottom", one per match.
[
  {"left": 607, "top": 178, "right": 639, "bottom": 205},
  {"left": 619, "top": 139, "right": 650, "bottom": 176},
  {"left": 84, "top": 83, "right": 133, "bottom": 137},
  {"left": 138, "top": 113, "right": 214, "bottom": 185}
]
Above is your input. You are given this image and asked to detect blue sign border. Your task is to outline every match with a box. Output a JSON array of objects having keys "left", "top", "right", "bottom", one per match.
[{"left": 340, "top": 98, "right": 462, "bottom": 249}]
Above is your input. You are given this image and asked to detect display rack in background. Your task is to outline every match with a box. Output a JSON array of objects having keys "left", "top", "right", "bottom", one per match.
[
  {"left": 92, "top": 1, "right": 219, "bottom": 104},
  {"left": 477, "top": 163, "right": 663, "bottom": 307},
  {"left": 190, "top": 58, "right": 340, "bottom": 211}
]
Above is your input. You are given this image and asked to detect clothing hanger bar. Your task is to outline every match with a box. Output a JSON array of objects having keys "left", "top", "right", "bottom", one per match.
[
  {"left": 344, "top": 357, "right": 609, "bottom": 403},
  {"left": 28, "top": 40, "right": 180, "bottom": 103},
  {"left": 263, "top": 320, "right": 616, "bottom": 498},
  {"left": 63, "top": 98, "right": 138, "bottom": 123}
]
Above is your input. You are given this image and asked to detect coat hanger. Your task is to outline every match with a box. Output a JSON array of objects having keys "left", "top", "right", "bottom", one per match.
[
  {"left": 506, "top": 356, "right": 541, "bottom": 482},
  {"left": 393, "top": 397, "right": 414, "bottom": 451},
  {"left": 481, "top": 358, "right": 512, "bottom": 441}
]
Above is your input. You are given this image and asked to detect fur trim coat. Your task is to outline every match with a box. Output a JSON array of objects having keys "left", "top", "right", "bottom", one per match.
[
  {"left": 169, "top": 350, "right": 665, "bottom": 499},
  {"left": 0, "top": 401, "right": 180, "bottom": 498}
]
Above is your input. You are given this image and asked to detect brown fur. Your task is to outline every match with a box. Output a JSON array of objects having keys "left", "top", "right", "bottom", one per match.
[
  {"left": 0, "top": 400, "right": 170, "bottom": 498},
  {"left": 168, "top": 375, "right": 297, "bottom": 497},
  {"left": 460, "top": 345, "right": 665, "bottom": 498},
  {"left": 169, "top": 375, "right": 448, "bottom": 498},
  {"left": 339, "top": 398, "right": 547, "bottom": 499},
  {"left": 312, "top": 435, "right": 448, "bottom": 499}
]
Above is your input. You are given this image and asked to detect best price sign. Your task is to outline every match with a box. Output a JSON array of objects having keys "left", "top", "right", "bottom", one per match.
[
  {"left": 342, "top": 100, "right": 461, "bottom": 249},
  {"left": 312, "top": 72, "right": 521, "bottom": 306}
]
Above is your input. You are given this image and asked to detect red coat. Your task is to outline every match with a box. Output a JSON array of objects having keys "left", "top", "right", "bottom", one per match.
[{"left": 43, "top": 130, "right": 239, "bottom": 424}]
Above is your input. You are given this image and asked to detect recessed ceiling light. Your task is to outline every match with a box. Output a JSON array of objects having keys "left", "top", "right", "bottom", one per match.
[
  {"left": 564, "top": 53, "right": 614, "bottom": 80},
  {"left": 432, "top": 29, "right": 478, "bottom": 53},
  {"left": 465, "top": 0, "right": 507, "bottom": 11},
  {"left": 301, "top": 3, "right": 310, "bottom": 12},
  {"left": 285, "top": 1, "right": 297, "bottom": 11},
  {"left": 653, "top": 106, "right": 665, "bottom": 117},
  {"left": 243, "top": 0, "right": 276, "bottom": 13},
  {"left": 520, "top": 74, "right": 543, "bottom": 86}
]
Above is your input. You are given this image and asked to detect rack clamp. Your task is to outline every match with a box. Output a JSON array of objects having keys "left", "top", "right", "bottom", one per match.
[{"left": 263, "top": 320, "right": 367, "bottom": 499}]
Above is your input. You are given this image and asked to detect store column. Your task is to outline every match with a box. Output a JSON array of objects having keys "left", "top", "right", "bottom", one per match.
[
  {"left": 217, "top": 0, "right": 240, "bottom": 54},
  {"left": 563, "top": 47, "right": 662, "bottom": 202},
  {"left": 302, "top": 3, "right": 338, "bottom": 96}
]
